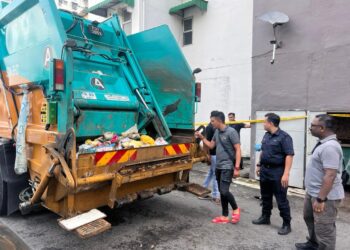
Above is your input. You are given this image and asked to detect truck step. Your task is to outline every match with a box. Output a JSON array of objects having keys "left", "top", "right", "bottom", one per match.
[{"left": 58, "top": 209, "right": 107, "bottom": 231}]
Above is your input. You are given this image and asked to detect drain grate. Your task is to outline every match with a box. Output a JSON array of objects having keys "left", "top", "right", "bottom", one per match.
[{"left": 75, "top": 218, "right": 111, "bottom": 238}]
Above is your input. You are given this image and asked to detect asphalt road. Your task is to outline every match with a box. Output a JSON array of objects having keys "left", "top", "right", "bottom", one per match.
[{"left": 0, "top": 164, "right": 349, "bottom": 250}]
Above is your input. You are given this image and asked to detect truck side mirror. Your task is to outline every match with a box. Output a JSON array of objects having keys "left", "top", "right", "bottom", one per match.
[{"left": 192, "top": 68, "right": 202, "bottom": 75}]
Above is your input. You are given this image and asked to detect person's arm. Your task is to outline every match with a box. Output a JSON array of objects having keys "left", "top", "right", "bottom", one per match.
[
  {"left": 281, "top": 155, "right": 293, "bottom": 188},
  {"left": 280, "top": 135, "right": 295, "bottom": 188},
  {"left": 244, "top": 123, "right": 251, "bottom": 128},
  {"left": 313, "top": 146, "right": 341, "bottom": 213},
  {"left": 233, "top": 143, "right": 241, "bottom": 177},
  {"left": 256, "top": 152, "right": 262, "bottom": 176},
  {"left": 195, "top": 131, "right": 216, "bottom": 149},
  {"left": 318, "top": 168, "right": 338, "bottom": 199},
  {"left": 313, "top": 168, "right": 338, "bottom": 213}
]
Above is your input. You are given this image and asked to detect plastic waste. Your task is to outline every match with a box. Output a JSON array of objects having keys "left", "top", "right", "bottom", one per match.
[
  {"left": 155, "top": 137, "right": 168, "bottom": 145},
  {"left": 140, "top": 135, "right": 155, "bottom": 145},
  {"left": 14, "top": 85, "right": 29, "bottom": 175},
  {"left": 121, "top": 124, "right": 138, "bottom": 137}
]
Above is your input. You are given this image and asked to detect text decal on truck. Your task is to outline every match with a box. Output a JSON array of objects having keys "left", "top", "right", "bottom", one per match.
[{"left": 91, "top": 78, "right": 105, "bottom": 90}]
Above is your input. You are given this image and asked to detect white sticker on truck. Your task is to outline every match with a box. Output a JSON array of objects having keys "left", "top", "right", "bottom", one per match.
[
  {"left": 104, "top": 94, "right": 129, "bottom": 102},
  {"left": 81, "top": 92, "right": 97, "bottom": 100}
]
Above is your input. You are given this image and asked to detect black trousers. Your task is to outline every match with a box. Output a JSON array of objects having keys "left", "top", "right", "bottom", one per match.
[
  {"left": 260, "top": 166, "right": 291, "bottom": 224},
  {"left": 215, "top": 169, "right": 238, "bottom": 216}
]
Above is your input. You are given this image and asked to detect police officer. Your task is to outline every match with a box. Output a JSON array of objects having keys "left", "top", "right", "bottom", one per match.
[{"left": 252, "top": 113, "right": 294, "bottom": 235}]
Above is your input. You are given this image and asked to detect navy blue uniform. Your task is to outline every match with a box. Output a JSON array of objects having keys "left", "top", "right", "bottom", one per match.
[{"left": 260, "top": 129, "right": 294, "bottom": 225}]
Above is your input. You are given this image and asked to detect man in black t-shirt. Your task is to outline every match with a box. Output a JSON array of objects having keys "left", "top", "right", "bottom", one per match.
[
  {"left": 228, "top": 112, "right": 251, "bottom": 169},
  {"left": 228, "top": 113, "right": 251, "bottom": 136}
]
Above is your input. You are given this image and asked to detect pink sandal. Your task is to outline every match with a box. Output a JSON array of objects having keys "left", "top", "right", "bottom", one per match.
[
  {"left": 212, "top": 216, "right": 230, "bottom": 224},
  {"left": 231, "top": 208, "right": 241, "bottom": 224}
]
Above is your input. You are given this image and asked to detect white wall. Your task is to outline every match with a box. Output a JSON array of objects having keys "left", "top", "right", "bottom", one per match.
[
  {"left": 55, "top": 0, "right": 88, "bottom": 13},
  {"left": 181, "top": 0, "right": 253, "bottom": 156},
  {"left": 143, "top": 0, "right": 183, "bottom": 42}
]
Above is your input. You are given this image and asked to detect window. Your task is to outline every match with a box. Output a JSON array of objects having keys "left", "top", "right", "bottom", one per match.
[
  {"left": 71, "top": 2, "right": 78, "bottom": 10},
  {"left": 183, "top": 17, "right": 193, "bottom": 46},
  {"left": 121, "top": 8, "right": 132, "bottom": 35}
]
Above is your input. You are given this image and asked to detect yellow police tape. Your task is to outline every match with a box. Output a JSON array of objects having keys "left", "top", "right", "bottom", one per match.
[
  {"left": 194, "top": 113, "right": 350, "bottom": 126},
  {"left": 329, "top": 114, "right": 350, "bottom": 118},
  {"left": 195, "top": 115, "right": 307, "bottom": 126}
]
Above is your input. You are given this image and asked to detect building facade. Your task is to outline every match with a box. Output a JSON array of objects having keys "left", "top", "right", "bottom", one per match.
[{"left": 55, "top": 0, "right": 88, "bottom": 13}]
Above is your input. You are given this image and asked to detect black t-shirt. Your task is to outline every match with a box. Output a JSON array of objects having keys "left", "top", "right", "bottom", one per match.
[
  {"left": 229, "top": 123, "right": 245, "bottom": 137},
  {"left": 205, "top": 123, "right": 216, "bottom": 155}
]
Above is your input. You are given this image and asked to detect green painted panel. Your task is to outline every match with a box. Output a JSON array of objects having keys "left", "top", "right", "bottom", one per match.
[
  {"left": 169, "top": 0, "right": 208, "bottom": 15},
  {"left": 128, "top": 25, "right": 195, "bottom": 130}
]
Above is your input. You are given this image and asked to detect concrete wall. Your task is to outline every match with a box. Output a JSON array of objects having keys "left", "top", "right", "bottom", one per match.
[
  {"left": 252, "top": 0, "right": 350, "bottom": 112},
  {"left": 143, "top": 0, "right": 183, "bottom": 43},
  {"left": 251, "top": 0, "right": 350, "bottom": 177},
  {"left": 182, "top": 0, "right": 253, "bottom": 156}
]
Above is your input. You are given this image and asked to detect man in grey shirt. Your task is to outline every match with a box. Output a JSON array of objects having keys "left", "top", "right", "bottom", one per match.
[
  {"left": 195, "top": 111, "right": 242, "bottom": 224},
  {"left": 296, "top": 114, "right": 344, "bottom": 250}
]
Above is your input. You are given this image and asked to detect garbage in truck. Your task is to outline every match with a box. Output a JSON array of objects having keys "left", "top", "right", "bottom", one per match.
[{"left": 77, "top": 125, "right": 168, "bottom": 154}]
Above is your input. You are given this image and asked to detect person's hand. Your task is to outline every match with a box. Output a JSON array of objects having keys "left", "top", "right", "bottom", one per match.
[
  {"left": 195, "top": 131, "right": 204, "bottom": 140},
  {"left": 233, "top": 168, "right": 240, "bottom": 178},
  {"left": 256, "top": 166, "right": 260, "bottom": 176},
  {"left": 313, "top": 200, "right": 325, "bottom": 213},
  {"left": 281, "top": 174, "right": 289, "bottom": 188}
]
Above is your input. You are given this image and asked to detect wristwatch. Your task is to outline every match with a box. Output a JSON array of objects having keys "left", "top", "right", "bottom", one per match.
[{"left": 316, "top": 197, "right": 328, "bottom": 203}]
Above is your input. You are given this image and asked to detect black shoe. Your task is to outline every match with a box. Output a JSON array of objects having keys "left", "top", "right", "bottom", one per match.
[
  {"left": 295, "top": 241, "right": 318, "bottom": 250},
  {"left": 252, "top": 215, "right": 271, "bottom": 225},
  {"left": 278, "top": 224, "right": 291, "bottom": 235}
]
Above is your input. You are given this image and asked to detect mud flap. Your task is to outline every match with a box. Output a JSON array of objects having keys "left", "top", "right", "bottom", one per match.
[{"left": 0, "top": 140, "right": 29, "bottom": 215}]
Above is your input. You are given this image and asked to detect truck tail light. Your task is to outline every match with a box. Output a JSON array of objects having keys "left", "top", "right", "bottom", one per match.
[
  {"left": 195, "top": 82, "right": 201, "bottom": 102},
  {"left": 53, "top": 59, "right": 64, "bottom": 91}
]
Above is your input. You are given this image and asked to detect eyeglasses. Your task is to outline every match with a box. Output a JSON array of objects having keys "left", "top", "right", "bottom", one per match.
[{"left": 310, "top": 123, "right": 323, "bottom": 128}]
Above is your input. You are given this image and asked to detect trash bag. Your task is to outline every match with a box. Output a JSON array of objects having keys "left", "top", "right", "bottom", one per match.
[{"left": 140, "top": 135, "right": 155, "bottom": 145}]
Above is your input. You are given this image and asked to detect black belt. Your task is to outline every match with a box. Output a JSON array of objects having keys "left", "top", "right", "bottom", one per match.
[{"left": 262, "top": 164, "right": 284, "bottom": 169}]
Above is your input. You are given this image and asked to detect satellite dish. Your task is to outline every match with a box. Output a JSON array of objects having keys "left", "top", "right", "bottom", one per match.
[
  {"left": 258, "top": 11, "right": 290, "bottom": 64},
  {"left": 259, "top": 11, "right": 289, "bottom": 26}
]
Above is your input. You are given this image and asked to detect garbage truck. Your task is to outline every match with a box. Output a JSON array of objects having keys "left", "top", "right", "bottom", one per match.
[{"left": 0, "top": 0, "right": 206, "bottom": 229}]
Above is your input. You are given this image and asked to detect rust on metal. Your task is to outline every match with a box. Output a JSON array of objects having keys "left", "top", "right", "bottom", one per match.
[{"left": 75, "top": 218, "right": 111, "bottom": 239}]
